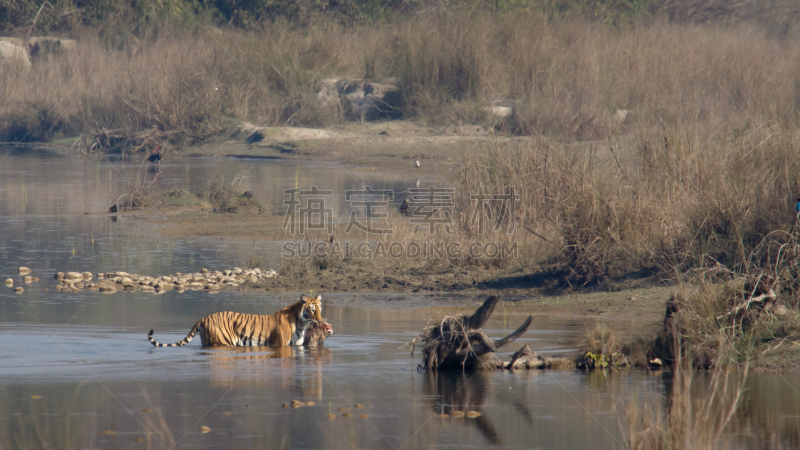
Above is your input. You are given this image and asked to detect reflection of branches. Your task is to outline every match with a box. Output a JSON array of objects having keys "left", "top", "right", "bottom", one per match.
[
  {"left": 423, "top": 370, "right": 499, "bottom": 445},
  {"left": 139, "top": 386, "right": 177, "bottom": 447}
]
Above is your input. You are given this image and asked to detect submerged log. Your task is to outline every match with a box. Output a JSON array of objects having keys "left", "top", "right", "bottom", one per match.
[{"left": 414, "top": 295, "right": 533, "bottom": 371}]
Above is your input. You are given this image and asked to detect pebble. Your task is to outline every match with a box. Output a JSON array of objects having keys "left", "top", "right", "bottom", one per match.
[
  {"left": 4, "top": 279, "right": 12, "bottom": 287},
  {"left": 18, "top": 267, "right": 31, "bottom": 275},
  {"left": 13, "top": 287, "right": 23, "bottom": 294},
  {"left": 51, "top": 266, "right": 280, "bottom": 295}
]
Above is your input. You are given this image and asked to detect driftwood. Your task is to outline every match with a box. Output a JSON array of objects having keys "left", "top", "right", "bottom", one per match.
[
  {"left": 411, "top": 295, "right": 533, "bottom": 370},
  {"left": 716, "top": 289, "right": 777, "bottom": 321}
]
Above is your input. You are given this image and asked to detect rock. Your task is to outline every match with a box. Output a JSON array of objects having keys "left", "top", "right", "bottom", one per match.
[
  {"left": 0, "top": 37, "right": 24, "bottom": 47},
  {"left": 4, "top": 279, "right": 12, "bottom": 287},
  {"left": 28, "top": 37, "right": 77, "bottom": 60},
  {"left": 614, "top": 109, "right": 629, "bottom": 123},
  {"left": 64, "top": 272, "right": 83, "bottom": 281},
  {"left": 120, "top": 277, "right": 133, "bottom": 286},
  {"left": 0, "top": 41, "right": 31, "bottom": 68},
  {"left": 99, "top": 285, "right": 117, "bottom": 294},
  {"left": 13, "top": 287, "right": 24, "bottom": 294},
  {"left": 484, "top": 104, "right": 513, "bottom": 118},
  {"left": 74, "top": 282, "right": 85, "bottom": 289},
  {"left": 18, "top": 267, "right": 32, "bottom": 275},
  {"left": 55, "top": 272, "right": 64, "bottom": 280},
  {"left": 23, "top": 276, "right": 33, "bottom": 284},
  {"left": 317, "top": 78, "right": 402, "bottom": 121},
  {"left": 82, "top": 272, "right": 93, "bottom": 281},
  {"left": 774, "top": 304, "right": 789, "bottom": 316}
]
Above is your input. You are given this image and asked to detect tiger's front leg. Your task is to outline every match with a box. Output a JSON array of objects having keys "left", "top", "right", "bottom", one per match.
[{"left": 290, "top": 321, "right": 313, "bottom": 346}]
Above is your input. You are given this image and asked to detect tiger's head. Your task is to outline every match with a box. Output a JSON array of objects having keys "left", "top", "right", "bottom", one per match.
[{"left": 299, "top": 294, "right": 323, "bottom": 325}]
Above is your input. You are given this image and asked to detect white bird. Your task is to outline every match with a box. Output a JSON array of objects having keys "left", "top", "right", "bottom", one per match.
[{"left": 415, "top": 160, "right": 420, "bottom": 169}]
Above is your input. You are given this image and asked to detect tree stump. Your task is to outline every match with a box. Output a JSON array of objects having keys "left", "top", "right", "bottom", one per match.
[{"left": 412, "top": 295, "right": 533, "bottom": 371}]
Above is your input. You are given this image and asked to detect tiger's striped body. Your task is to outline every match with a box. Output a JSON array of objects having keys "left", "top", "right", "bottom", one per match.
[{"left": 148, "top": 295, "right": 323, "bottom": 347}]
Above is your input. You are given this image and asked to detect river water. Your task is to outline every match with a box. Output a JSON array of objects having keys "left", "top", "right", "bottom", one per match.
[{"left": 0, "top": 147, "right": 799, "bottom": 449}]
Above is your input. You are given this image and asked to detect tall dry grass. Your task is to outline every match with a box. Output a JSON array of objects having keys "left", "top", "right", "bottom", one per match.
[
  {"left": 3, "top": 13, "right": 800, "bottom": 145},
  {"left": 456, "top": 122, "right": 800, "bottom": 284},
  {"left": 4, "top": 12, "right": 800, "bottom": 284},
  {"left": 619, "top": 350, "right": 748, "bottom": 449}
]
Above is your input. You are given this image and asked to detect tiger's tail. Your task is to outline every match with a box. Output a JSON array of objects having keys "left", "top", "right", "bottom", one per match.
[{"left": 148, "top": 322, "right": 201, "bottom": 347}]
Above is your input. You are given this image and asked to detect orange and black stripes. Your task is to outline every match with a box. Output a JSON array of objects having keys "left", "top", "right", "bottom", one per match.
[{"left": 148, "top": 294, "right": 324, "bottom": 348}]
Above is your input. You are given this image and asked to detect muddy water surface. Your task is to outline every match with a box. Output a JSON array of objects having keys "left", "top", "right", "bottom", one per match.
[{"left": 1, "top": 148, "right": 799, "bottom": 449}]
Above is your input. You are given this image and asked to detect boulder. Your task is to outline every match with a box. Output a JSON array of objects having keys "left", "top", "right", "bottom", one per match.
[
  {"left": 28, "top": 37, "right": 77, "bottom": 59},
  {"left": 317, "top": 78, "right": 402, "bottom": 121},
  {"left": 484, "top": 103, "right": 513, "bottom": 118},
  {"left": 0, "top": 40, "right": 31, "bottom": 68},
  {"left": 0, "top": 37, "right": 25, "bottom": 47}
]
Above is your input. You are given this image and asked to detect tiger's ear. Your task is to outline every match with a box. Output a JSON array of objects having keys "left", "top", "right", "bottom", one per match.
[{"left": 315, "top": 295, "right": 322, "bottom": 302}]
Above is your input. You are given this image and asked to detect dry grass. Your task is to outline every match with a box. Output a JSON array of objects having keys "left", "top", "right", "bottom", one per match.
[
  {"left": 618, "top": 349, "right": 748, "bottom": 449},
  {"left": 581, "top": 231, "right": 800, "bottom": 371},
  {"left": 6, "top": 12, "right": 800, "bottom": 285},
  {"left": 3, "top": 13, "right": 800, "bottom": 146},
  {"left": 457, "top": 122, "right": 800, "bottom": 285},
  {"left": 198, "top": 172, "right": 266, "bottom": 213}
]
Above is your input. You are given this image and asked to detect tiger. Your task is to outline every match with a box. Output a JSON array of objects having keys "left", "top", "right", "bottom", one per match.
[{"left": 148, "top": 294, "right": 324, "bottom": 347}]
